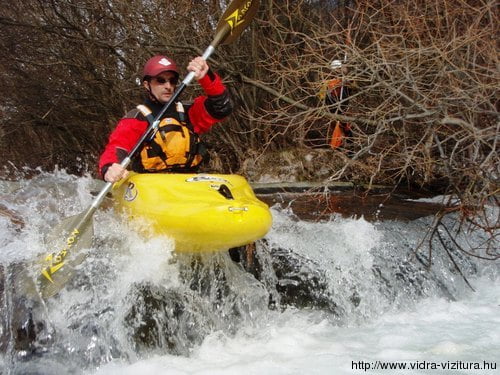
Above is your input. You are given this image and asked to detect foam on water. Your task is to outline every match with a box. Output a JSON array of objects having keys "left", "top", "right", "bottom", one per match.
[
  {"left": 91, "top": 276, "right": 500, "bottom": 375},
  {"left": 267, "top": 206, "right": 380, "bottom": 271},
  {"left": 1, "top": 171, "right": 498, "bottom": 374}
]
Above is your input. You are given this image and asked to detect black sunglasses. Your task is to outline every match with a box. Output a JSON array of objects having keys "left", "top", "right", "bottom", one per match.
[{"left": 153, "top": 76, "right": 179, "bottom": 85}]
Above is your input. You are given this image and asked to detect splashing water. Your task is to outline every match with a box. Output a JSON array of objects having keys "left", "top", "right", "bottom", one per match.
[{"left": 0, "top": 170, "right": 498, "bottom": 374}]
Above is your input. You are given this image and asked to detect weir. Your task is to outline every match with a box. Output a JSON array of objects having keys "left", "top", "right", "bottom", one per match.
[{"left": 0, "top": 172, "right": 498, "bottom": 374}]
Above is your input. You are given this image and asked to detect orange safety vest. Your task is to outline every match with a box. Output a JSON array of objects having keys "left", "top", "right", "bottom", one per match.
[{"left": 138, "top": 104, "right": 205, "bottom": 172}]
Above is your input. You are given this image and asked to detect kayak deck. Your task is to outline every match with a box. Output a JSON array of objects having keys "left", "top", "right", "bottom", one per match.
[{"left": 113, "top": 173, "right": 272, "bottom": 253}]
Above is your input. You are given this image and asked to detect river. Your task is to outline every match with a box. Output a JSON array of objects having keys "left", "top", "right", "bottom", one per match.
[{"left": 1, "top": 170, "right": 499, "bottom": 375}]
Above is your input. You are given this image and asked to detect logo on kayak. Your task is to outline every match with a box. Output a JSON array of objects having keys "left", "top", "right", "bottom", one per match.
[
  {"left": 185, "top": 175, "right": 232, "bottom": 185},
  {"left": 124, "top": 182, "right": 138, "bottom": 201}
]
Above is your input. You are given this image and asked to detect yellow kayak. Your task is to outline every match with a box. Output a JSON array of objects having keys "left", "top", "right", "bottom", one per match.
[{"left": 112, "top": 172, "right": 272, "bottom": 253}]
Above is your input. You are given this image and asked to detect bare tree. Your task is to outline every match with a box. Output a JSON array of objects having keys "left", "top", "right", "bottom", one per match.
[{"left": 231, "top": 0, "right": 498, "bottom": 263}]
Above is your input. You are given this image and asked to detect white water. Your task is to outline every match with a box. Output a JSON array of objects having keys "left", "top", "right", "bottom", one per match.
[
  {"left": 1, "top": 170, "right": 499, "bottom": 375},
  {"left": 93, "top": 280, "right": 500, "bottom": 375}
]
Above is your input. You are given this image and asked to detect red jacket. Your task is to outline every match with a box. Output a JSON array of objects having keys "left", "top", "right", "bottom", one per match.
[{"left": 99, "top": 71, "right": 231, "bottom": 177}]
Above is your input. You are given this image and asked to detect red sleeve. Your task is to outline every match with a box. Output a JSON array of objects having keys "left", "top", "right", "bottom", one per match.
[
  {"left": 98, "top": 117, "right": 148, "bottom": 175},
  {"left": 188, "top": 71, "right": 227, "bottom": 134},
  {"left": 197, "top": 71, "right": 226, "bottom": 96},
  {"left": 188, "top": 96, "right": 221, "bottom": 134}
]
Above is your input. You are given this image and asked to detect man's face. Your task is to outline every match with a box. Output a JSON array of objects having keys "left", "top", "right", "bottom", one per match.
[{"left": 144, "top": 71, "right": 178, "bottom": 103}]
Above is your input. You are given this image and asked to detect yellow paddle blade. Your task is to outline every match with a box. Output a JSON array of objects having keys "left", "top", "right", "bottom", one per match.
[
  {"left": 38, "top": 213, "right": 94, "bottom": 299},
  {"left": 214, "top": 0, "right": 260, "bottom": 46}
]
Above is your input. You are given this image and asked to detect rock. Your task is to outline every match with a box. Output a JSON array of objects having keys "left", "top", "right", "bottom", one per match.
[{"left": 0, "top": 263, "right": 53, "bottom": 357}]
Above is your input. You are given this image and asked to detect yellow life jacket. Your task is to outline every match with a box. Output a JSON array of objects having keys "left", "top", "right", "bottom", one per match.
[{"left": 138, "top": 103, "right": 205, "bottom": 172}]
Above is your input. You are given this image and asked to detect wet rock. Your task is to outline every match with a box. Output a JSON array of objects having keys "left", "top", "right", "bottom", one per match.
[
  {"left": 236, "top": 235, "right": 467, "bottom": 321},
  {"left": 124, "top": 282, "right": 214, "bottom": 356},
  {"left": 231, "top": 241, "right": 344, "bottom": 316},
  {"left": 0, "top": 263, "right": 54, "bottom": 357},
  {"left": 266, "top": 247, "right": 342, "bottom": 315},
  {"left": 123, "top": 253, "right": 271, "bottom": 355}
]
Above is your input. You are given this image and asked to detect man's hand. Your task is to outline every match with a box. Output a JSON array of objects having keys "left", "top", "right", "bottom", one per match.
[
  {"left": 104, "top": 163, "right": 129, "bottom": 183},
  {"left": 187, "top": 57, "right": 209, "bottom": 80}
]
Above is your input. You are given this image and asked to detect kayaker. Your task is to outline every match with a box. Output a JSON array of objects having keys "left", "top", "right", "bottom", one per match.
[
  {"left": 99, "top": 54, "right": 233, "bottom": 182},
  {"left": 319, "top": 59, "right": 353, "bottom": 149}
]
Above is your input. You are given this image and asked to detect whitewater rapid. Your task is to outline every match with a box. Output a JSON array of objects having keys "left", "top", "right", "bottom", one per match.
[
  {"left": 0, "top": 170, "right": 498, "bottom": 375},
  {"left": 92, "top": 278, "right": 500, "bottom": 375}
]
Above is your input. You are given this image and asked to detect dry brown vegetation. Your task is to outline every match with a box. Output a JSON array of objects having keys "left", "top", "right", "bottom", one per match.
[{"left": 0, "top": 1, "right": 498, "bottom": 260}]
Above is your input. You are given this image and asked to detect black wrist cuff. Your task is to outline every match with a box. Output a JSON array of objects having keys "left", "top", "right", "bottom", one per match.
[
  {"left": 207, "top": 68, "right": 216, "bottom": 82},
  {"left": 101, "top": 163, "right": 112, "bottom": 179}
]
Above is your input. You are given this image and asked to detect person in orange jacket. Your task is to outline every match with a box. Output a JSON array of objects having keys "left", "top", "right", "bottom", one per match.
[
  {"left": 99, "top": 54, "right": 233, "bottom": 182},
  {"left": 320, "top": 59, "right": 353, "bottom": 149}
]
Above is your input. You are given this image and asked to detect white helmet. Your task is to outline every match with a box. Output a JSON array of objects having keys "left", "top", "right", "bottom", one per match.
[{"left": 330, "top": 59, "right": 342, "bottom": 69}]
